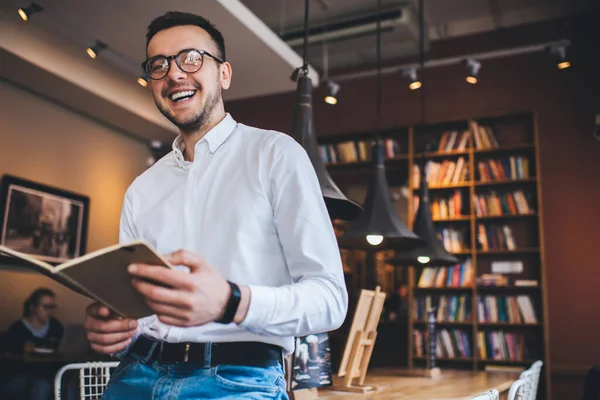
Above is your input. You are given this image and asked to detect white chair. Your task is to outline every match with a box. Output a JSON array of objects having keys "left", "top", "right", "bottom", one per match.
[
  {"left": 54, "top": 361, "right": 119, "bottom": 400},
  {"left": 471, "top": 389, "right": 500, "bottom": 400},
  {"left": 507, "top": 360, "right": 544, "bottom": 400},
  {"left": 507, "top": 378, "right": 529, "bottom": 400}
]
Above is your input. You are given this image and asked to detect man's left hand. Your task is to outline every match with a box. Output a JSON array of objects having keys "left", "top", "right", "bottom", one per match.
[{"left": 128, "top": 249, "right": 231, "bottom": 326}]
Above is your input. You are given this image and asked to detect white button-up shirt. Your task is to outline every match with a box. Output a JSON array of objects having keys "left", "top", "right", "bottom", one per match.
[{"left": 119, "top": 113, "right": 348, "bottom": 355}]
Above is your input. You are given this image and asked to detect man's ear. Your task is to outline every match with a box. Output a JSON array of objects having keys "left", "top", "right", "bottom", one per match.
[{"left": 220, "top": 62, "right": 232, "bottom": 90}]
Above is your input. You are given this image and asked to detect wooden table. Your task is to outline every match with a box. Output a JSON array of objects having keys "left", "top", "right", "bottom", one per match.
[
  {"left": 302, "top": 368, "right": 519, "bottom": 400},
  {"left": 0, "top": 353, "right": 69, "bottom": 363}
]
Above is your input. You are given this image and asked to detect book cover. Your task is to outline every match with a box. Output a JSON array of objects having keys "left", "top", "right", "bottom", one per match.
[
  {"left": 0, "top": 240, "right": 172, "bottom": 319},
  {"left": 291, "top": 333, "right": 333, "bottom": 390}
]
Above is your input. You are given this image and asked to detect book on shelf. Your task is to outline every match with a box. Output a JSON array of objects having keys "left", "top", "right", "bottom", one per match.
[
  {"left": 413, "top": 328, "right": 472, "bottom": 359},
  {"left": 436, "top": 129, "right": 471, "bottom": 152},
  {"left": 476, "top": 275, "right": 540, "bottom": 289},
  {"left": 0, "top": 240, "right": 172, "bottom": 319},
  {"left": 477, "top": 156, "right": 530, "bottom": 182},
  {"left": 417, "top": 259, "right": 473, "bottom": 288},
  {"left": 439, "top": 226, "right": 469, "bottom": 253},
  {"left": 477, "top": 274, "right": 509, "bottom": 287},
  {"left": 477, "top": 294, "right": 538, "bottom": 324},
  {"left": 514, "top": 280, "right": 539, "bottom": 287},
  {"left": 319, "top": 138, "right": 400, "bottom": 164},
  {"left": 413, "top": 294, "right": 472, "bottom": 322},
  {"left": 477, "top": 330, "right": 528, "bottom": 361},
  {"left": 414, "top": 190, "right": 465, "bottom": 219},
  {"left": 412, "top": 157, "right": 469, "bottom": 188},
  {"left": 477, "top": 224, "right": 516, "bottom": 251},
  {"left": 473, "top": 190, "right": 534, "bottom": 217},
  {"left": 470, "top": 121, "right": 499, "bottom": 149}
]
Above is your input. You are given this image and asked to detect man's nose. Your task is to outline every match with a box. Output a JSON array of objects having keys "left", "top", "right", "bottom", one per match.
[{"left": 165, "top": 58, "right": 187, "bottom": 82}]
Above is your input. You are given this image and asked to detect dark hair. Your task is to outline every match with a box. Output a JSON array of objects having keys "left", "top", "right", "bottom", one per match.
[
  {"left": 146, "top": 11, "right": 226, "bottom": 61},
  {"left": 23, "top": 288, "right": 55, "bottom": 317}
]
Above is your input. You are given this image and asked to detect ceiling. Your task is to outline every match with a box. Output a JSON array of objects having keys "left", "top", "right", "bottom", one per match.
[
  {"left": 242, "top": 0, "right": 597, "bottom": 72},
  {"left": 0, "top": 0, "right": 321, "bottom": 142},
  {"left": 1, "top": 0, "right": 319, "bottom": 101},
  {"left": 0, "top": 0, "right": 595, "bottom": 144}
]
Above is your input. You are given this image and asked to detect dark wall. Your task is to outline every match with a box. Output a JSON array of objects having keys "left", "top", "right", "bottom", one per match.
[{"left": 227, "top": 11, "right": 600, "bottom": 398}]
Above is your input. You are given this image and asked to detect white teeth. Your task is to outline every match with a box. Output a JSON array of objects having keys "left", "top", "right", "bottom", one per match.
[{"left": 170, "top": 90, "right": 195, "bottom": 101}]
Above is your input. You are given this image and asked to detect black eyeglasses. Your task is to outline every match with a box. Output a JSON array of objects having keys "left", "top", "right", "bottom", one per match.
[
  {"left": 40, "top": 304, "right": 57, "bottom": 310},
  {"left": 142, "top": 48, "right": 224, "bottom": 80}
]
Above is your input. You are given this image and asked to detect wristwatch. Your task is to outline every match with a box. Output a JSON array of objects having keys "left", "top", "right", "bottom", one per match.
[{"left": 216, "top": 281, "right": 241, "bottom": 324}]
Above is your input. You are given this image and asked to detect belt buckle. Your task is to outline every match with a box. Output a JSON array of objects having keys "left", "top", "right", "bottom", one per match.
[
  {"left": 183, "top": 343, "right": 191, "bottom": 363},
  {"left": 157, "top": 342, "right": 191, "bottom": 363}
]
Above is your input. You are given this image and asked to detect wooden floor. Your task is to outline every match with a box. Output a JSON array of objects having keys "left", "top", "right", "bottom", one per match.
[{"left": 295, "top": 368, "right": 520, "bottom": 400}]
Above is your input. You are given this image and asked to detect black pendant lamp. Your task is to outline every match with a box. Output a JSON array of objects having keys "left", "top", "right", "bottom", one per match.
[
  {"left": 386, "top": 163, "right": 459, "bottom": 266},
  {"left": 336, "top": 0, "right": 425, "bottom": 252},
  {"left": 289, "top": 0, "right": 362, "bottom": 221},
  {"left": 387, "top": 0, "right": 459, "bottom": 267}
]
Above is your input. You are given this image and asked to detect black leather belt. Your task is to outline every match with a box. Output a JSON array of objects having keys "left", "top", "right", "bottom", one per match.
[{"left": 129, "top": 335, "right": 283, "bottom": 367}]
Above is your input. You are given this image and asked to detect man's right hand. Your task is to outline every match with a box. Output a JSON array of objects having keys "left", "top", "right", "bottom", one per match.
[{"left": 84, "top": 303, "right": 138, "bottom": 355}]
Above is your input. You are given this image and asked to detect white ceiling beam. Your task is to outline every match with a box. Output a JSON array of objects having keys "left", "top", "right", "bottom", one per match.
[
  {"left": 0, "top": 9, "right": 179, "bottom": 136},
  {"left": 217, "top": 0, "right": 320, "bottom": 88}
]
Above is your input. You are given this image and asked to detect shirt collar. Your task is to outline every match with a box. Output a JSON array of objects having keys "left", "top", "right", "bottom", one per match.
[{"left": 171, "top": 113, "right": 237, "bottom": 167}]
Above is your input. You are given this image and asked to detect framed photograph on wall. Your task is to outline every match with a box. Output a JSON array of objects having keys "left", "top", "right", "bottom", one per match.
[{"left": 0, "top": 175, "right": 89, "bottom": 264}]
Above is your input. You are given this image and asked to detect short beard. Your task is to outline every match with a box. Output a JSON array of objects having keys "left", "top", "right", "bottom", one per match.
[{"left": 156, "top": 79, "right": 222, "bottom": 135}]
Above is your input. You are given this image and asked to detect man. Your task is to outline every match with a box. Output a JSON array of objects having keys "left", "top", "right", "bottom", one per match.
[{"left": 83, "top": 11, "right": 348, "bottom": 399}]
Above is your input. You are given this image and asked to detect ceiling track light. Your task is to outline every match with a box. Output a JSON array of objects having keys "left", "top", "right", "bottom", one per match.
[
  {"left": 329, "top": 39, "right": 571, "bottom": 83},
  {"left": 86, "top": 41, "right": 107, "bottom": 59},
  {"left": 403, "top": 68, "right": 421, "bottom": 90},
  {"left": 137, "top": 76, "right": 148, "bottom": 88},
  {"left": 324, "top": 80, "right": 340, "bottom": 105},
  {"left": 18, "top": 2, "right": 44, "bottom": 21},
  {"left": 549, "top": 44, "right": 571, "bottom": 70},
  {"left": 465, "top": 58, "right": 481, "bottom": 84}
]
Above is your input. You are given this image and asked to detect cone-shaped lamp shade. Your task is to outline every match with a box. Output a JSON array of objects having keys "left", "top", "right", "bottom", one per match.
[
  {"left": 387, "top": 165, "right": 460, "bottom": 266},
  {"left": 289, "top": 74, "right": 363, "bottom": 221},
  {"left": 337, "top": 141, "right": 426, "bottom": 251}
]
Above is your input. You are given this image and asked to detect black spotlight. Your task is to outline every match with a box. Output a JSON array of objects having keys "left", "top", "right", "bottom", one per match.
[
  {"left": 86, "top": 41, "right": 107, "bottom": 59},
  {"left": 324, "top": 80, "right": 340, "bottom": 105},
  {"left": 465, "top": 58, "right": 481, "bottom": 84},
  {"left": 18, "top": 2, "right": 44, "bottom": 21}
]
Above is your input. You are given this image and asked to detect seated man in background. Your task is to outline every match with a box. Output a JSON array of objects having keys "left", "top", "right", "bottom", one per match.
[{"left": 1, "top": 287, "right": 64, "bottom": 400}]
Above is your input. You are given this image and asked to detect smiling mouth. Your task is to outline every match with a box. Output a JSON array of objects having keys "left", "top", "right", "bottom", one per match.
[{"left": 169, "top": 90, "right": 197, "bottom": 103}]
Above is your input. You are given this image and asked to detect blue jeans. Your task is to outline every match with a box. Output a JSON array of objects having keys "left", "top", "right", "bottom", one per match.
[{"left": 102, "top": 349, "right": 289, "bottom": 399}]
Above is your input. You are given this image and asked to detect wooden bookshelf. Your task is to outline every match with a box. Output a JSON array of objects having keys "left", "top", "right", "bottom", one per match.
[
  {"left": 322, "top": 111, "right": 550, "bottom": 399},
  {"left": 409, "top": 112, "right": 549, "bottom": 398}
]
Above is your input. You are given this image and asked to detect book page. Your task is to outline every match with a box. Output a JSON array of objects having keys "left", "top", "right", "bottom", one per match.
[
  {"left": 0, "top": 245, "right": 92, "bottom": 297},
  {"left": 0, "top": 244, "right": 54, "bottom": 270},
  {"left": 58, "top": 241, "right": 172, "bottom": 319}
]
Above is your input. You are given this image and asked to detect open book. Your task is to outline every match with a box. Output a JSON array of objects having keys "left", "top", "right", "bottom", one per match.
[{"left": 0, "top": 240, "right": 172, "bottom": 319}]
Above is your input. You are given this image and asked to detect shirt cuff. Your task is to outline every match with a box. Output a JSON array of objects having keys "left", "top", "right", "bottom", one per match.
[{"left": 238, "top": 285, "right": 276, "bottom": 333}]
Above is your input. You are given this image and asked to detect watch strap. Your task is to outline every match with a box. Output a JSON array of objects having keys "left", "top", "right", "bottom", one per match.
[{"left": 216, "top": 281, "right": 241, "bottom": 324}]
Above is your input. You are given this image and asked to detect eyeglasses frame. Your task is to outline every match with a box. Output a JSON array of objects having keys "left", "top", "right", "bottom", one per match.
[{"left": 141, "top": 48, "right": 225, "bottom": 80}]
